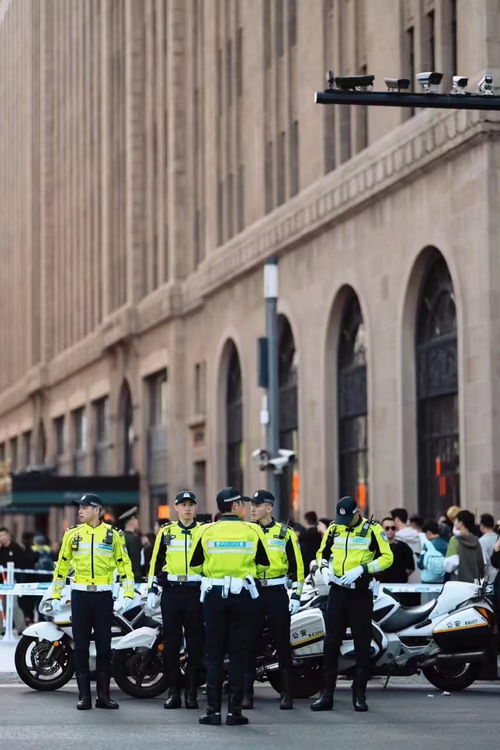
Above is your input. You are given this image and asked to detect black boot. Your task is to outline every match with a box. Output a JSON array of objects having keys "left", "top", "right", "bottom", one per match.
[
  {"left": 226, "top": 688, "right": 249, "bottom": 725},
  {"left": 185, "top": 669, "right": 199, "bottom": 709},
  {"left": 76, "top": 673, "right": 92, "bottom": 711},
  {"left": 241, "top": 673, "right": 254, "bottom": 710},
  {"left": 199, "top": 685, "right": 222, "bottom": 725},
  {"left": 164, "top": 687, "right": 182, "bottom": 709},
  {"left": 280, "top": 669, "right": 294, "bottom": 710},
  {"left": 352, "top": 669, "right": 368, "bottom": 712},
  {"left": 95, "top": 672, "right": 119, "bottom": 709},
  {"left": 310, "top": 670, "right": 336, "bottom": 711}
]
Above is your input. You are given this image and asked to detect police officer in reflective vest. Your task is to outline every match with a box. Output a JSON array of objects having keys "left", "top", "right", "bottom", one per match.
[
  {"left": 243, "top": 489, "right": 304, "bottom": 710},
  {"left": 49, "top": 494, "right": 135, "bottom": 710},
  {"left": 189, "top": 487, "right": 270, "bottom": 726},
  {"left": 146, "top": 490, "right": 204, "bottom": 709},
  {"left": 311, "top": 496, "right": 393, "bottom": 713}
]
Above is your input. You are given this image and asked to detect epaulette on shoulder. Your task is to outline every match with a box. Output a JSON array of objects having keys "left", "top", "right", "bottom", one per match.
[
  {"left": 279, "top": 522, "right": 293, "bottom": 538},
  {"left": 161, "top": 521, "right": 173, "bottom": 529},
  {"left": 67, "top": 524, "right": 79, "bottom": 531},
  {"left": 112, "top": 525, "right": 124, "bottom": 535}
]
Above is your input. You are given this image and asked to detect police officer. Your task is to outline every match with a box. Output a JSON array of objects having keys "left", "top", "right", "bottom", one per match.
[
  {"left": 49, "top": 494, "right": 135, "bottom": 710},
  {"left": 189, "top": 487, "right": 270, "bottom": 726},
  {"left": 243, "top": 489, "right": 304, "bottom": 710},
  {"left": 146, "top": 490, "right": 204, "bottom": 709},
  {"left": 310, "top": 496, "right": 393, "bottom": 713},
  {"left": 118, "top": 506, "right": 143, "bottom": 583}
]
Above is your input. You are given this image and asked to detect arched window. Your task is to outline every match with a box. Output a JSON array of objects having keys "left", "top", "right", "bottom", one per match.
[
  {"left": 226, "top": 344, "right": 243, "bottom": 490},
  {"left": 416, "top": 255, "right": 459, "bottom": 518},
  {"left": 337, "top": 293, "right": 368, "bottom": 514},
  {"left": 278, "top": 316, "right": 299, "bottom": 520},
  {"left": 119, "top": 381, "right": 134, "bottom": 475}
]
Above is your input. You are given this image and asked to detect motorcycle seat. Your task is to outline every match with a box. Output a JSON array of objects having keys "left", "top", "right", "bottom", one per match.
[{"left": 381, "top": 597, "right": 436, "bottom": 632}]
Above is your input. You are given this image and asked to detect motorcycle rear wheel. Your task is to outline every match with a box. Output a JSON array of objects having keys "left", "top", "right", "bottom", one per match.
[
  {"left": 422, "top": 660, "right": 482, "bottom": 692},
  {"left": 15, "top": 635, "right": 74, "bottom": 691},
  {"left": 266, "top": 661, "right": 322, "bottom": 699}
]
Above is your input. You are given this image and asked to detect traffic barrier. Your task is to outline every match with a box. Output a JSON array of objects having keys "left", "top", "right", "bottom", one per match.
[{"left": 0, "top": 563, "right": 53, "bottom": 643}]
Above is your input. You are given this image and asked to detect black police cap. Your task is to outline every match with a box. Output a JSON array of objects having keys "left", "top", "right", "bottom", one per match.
[
  {"left": 174, "top": 491, "right": 197, "bottom": 505},
  {"left": 251, "top": 489, "right": 275, "bottom": 505},
  {"left": 73, "top": 493, "right": 103, "bottom": 509},
  {"left": 335, "top": 496, "right": 358, "bottom": 525},
  {"left": 216, "top": 487, "right": 250, "bottom": 505}
]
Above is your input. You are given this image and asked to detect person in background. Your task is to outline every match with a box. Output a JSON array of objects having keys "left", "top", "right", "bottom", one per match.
[
  {"left": 141, "top": 532, "right": 156, "bottom": 576},
  {"left": 445, "top": 510, "right": 484, "bottom": 583},
  {"left": 437, "top": 514, "right": 453, "bottom": 540},
  {"left": 409, "top": 515, "right": 424, "bottom": 533},
  {"left": 446, "top": 505, "right": 460, "bottom": 525},
  {"left": 418, "top": 520, "right": 448, "bottom": 583},
  {"left": 298, "top": 511, "right": 322, "bottom": 571},
  {"left": 479, "top": 513, "right": 498, "bottom": 584},
  {"left": 390, "top": 508, "right": 421, "bottom": 581},
  {"left": 118, "top": 507, "right": 143, "bottom": 583},
  {"left": 18, "top": 532, "right": 38, "bottom": 625},
  {"left": 0, "top": 527, "right": 26, "bottom": 632},
  {"left": 375, "top": 517, "right": 414, "bottom": 584},
  {"left": 317, "top": 518, "right": 332, "bottom": 537}
]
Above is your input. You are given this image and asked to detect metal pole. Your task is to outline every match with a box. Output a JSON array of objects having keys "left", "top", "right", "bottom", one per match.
[
  {"left": 264, "top": 259, "right": 281, "bottom": 518},
  {"left": 2, "top": 562, "right": 15, "bottom": 642},
  {"left": 314, "top": 89, "right": 500, "bottom": 110}
]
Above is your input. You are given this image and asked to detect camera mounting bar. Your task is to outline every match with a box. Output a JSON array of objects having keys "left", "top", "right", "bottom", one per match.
[
  {"left": 314, "top": 89, "right": 500, "bottom": 111},
  {"left": 316, "top": 71, "right": 500, "bottom": 111}
]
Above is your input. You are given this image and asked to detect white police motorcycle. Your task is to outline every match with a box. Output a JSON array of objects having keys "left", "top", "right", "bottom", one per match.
[
  {"left": 112, "top": 574, "right": 495, "bottom": 699},
  {"left": 14, "top": 585, "right": 149, "bottom": 692}
]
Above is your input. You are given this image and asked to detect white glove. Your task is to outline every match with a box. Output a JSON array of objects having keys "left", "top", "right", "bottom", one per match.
[
  {"left": 46, "top": 598, "right": 62, "bottom": 615},
  {"left": 288, "top": 596, "right": 300, "bottom": 616},
  {"left": 145, "top": 590, "right": 160, "bottom": 613},
  {"left": 319, "top": 561, "right": 333, "bottom": 586},
  {"left": 309, "top": 559, "right": 319, "bottom": 574},
  {"left": 339, "top": 565, "right": 364, "bottom": 586}
]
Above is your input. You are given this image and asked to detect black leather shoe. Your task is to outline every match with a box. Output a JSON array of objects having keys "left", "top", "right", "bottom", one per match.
[
  {"left": 280, "top": 669, "right": 294, "bottom": 710},
  {"left": 164, "top": 689, "right": 182, "bottom": 709},
  {"left": 353, "top": 695, "right": 368, "bottom": 712},
  {"left": 76, "top": 673, "right": 92, "bottom": 711},
  {"left": 95, "top": 672, "right": 119, "bottom": 709},
  {"left": 199, "top": 686, "right": 222, "bottom": 725},
  {"left": 185, "top": 669, "right": 199, "bottom": 708},
  {"left": 199, "top": 710, "right": 222, "bottom": 725},
  {"left": 226, "top": 688, "right": 249, "bottom": 725},
  {"left": 226, "top": 712, "right": 249, "bottom": 725},
  {"left": 310, "top": 690, "right": 334, "bottom": 711}
]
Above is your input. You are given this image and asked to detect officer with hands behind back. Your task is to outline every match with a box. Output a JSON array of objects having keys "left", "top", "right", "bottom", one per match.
[
  {"left": 311, "top": 496, "right": 393, "bottom": 713},
  {"left": 243, "top": 489, "right": 304, "bottom": 710},
  {"left": 146, "top": 490, "right": 204, "bottom": 710},
  {"left": 189, "top": 487, "right": 270, "bottom": 726},
  {"left": 48, "top": 494, "right": 135, "bottom": 711}
]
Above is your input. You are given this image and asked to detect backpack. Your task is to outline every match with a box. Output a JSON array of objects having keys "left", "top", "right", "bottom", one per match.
[{"left": 421, "top": 540, "right": 445, "bottom": 582}]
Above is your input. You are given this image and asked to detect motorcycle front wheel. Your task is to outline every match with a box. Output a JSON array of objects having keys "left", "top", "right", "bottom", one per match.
[
  {"left": 112, "top": 648, "right": 170, "bottom": 698},
  {"left": 422, "top": 660, "right": 482, "bottom": 692},
  {"left": 266, "top": 660, "right": 322, "bottom": 699},
  {"left": 15, "top": 635, "right": 74, "bottom": 691}
]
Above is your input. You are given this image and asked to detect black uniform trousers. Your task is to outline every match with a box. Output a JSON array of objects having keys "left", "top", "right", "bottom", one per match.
[
  {"left": 323, "top": 584, "right": 373, "bottom": 682},
  {"left": 250, "top": 586, "right": 292, "bottom": 679},
  {"left": 161, "top": 583, "right": 204, "bottom": 686},
  {"left": 71, "top": 590, "right": 113, "bottom": 677},
  {"left": 203, "top": 588, "right": 257, "bottom": 693}
]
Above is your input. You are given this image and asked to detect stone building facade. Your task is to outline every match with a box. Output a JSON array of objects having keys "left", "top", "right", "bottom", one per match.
[{"left": 1, "top": 0, "right": 500, "bottom": 539}]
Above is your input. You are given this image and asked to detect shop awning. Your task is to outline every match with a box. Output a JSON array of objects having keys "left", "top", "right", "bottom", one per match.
[{"left": 0, "top": 470, "right": 140, "bottom": 511}]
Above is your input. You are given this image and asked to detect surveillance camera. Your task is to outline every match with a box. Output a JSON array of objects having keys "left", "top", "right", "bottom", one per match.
[
  {"left": 479, "top": 74, "right": 494, "bottom": 95},
  {"left": 384, "top": 77, "right": 410, "bottom": 92},
  {"left": 416, "top": 71, "right": 443, "bottom": 93},
  {"left": 278, "top": 448, "right": 296, "bottom": 462},
  {"left": 334, "top": 74, "right": 374, "bottom": 92},
  {"left": 450, "top": 76, "right": 468, "bottom": 94},
  {"left": 251, "top": 448, "right": 270, "bottom": 471},
  {"left": 267, "top": 456, "right": 290, "bottom": 474}
]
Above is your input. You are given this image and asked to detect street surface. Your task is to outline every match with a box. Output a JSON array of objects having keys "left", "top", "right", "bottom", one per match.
[{"left": 1, "top": 673, "right": 499, "bottom": 750}]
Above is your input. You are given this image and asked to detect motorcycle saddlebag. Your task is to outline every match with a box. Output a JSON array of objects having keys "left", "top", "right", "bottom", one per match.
[
  {"left": 290, "top": 608, "right": 325, "bottom": 656},
  {"left": 432, "top": 607, "right": 492, "bottom": 652}
]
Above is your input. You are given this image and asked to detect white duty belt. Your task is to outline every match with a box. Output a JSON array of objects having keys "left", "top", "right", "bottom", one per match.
[
  {"left": 331, "top": 575, "right": 377, "bottom": 593},
  {"left": 72, "top": 583, "right": 114, "bottom": 592},
  {"left": 166, "top": 574, "right": 201, "bottom": 583},
  {"left": 258, "top": 576, "right": 287, "bottom": 587},
  {"left": 200, "top": 575, "right": 259, "bottom": 602}
]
